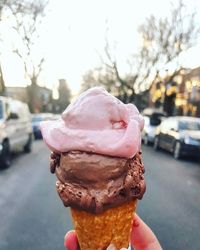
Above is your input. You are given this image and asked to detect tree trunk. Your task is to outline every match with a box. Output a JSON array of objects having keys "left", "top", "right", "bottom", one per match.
[
  {"left": 0, "top": 63, "right": 6, "bottom": 96},
  {"left": 27, "top": 76, "right": 37, "bottom": 113},
  {"left": 163, "top": 93, "right": 176, "bottom": 116}
]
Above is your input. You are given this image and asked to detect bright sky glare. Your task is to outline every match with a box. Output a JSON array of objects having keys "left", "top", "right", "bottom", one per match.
[{"left": 2, "top": 0, "right": 200, "bottom": 96}]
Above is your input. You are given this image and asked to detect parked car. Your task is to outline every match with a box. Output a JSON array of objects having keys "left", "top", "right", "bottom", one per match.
[
  {"left": 32, "top": 113, "right": 55, "bottom": 139},
  {"left": 0, "top": 96, "right": 33, "bottom": 168},
  {"left": 142, "top": 109, "right": 166, "bottom": 145},
  {"left": 154, "top": 116, "right": 200, "bottom": 159}
]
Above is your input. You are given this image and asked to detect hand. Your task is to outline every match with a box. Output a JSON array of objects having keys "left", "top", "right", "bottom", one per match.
[{"left": 64, "top": 213, "right": 162, "bottom": 250}]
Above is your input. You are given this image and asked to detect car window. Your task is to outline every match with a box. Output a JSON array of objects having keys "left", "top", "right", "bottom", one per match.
[
  {"left": 0, "top": 100, "right": 3, "bottom": 119},
  {"left": 150, "top": 114, "right": 162, "bottom": 126},
  {"left": 179, "top": 121, "right": 200, "bottom": 131},
  {"left": 8, "top": 101, "right": 30, "bottom": 119},
  {"left": 32, "top": 115, "right": 53, "bottom": 122},
  {"left": 32, "top": 116, "right": 43, "bottom": 122}
]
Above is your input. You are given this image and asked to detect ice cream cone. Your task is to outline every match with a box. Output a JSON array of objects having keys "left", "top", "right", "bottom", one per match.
[
  {"left": 40, "top": 88, "right": 146, "bottom": 249},
  {"left": 71, "top": 199, "right": 137, "bottom": 250}
]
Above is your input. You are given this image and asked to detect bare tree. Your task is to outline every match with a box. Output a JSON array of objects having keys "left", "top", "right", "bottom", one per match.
[
  {"left": 10, "top": 0, "right": 48, "bottom": 111},
  {"left": 11, "top": 1, "right": 47, "bottom": 83},
  {"left": 0, "top": 63, "right": 5, "bottom": 94},
  {"left": 57, "top": 79, "right": 71, "bottom": 113},
  {"left": 0, "top": 0, "right": 12, "bottom": 95},
  {"left": 0, "top": 0, "right": 48, "bottom": 102},
  {"left": 81, "top": 0, "right": 200, "bottom": 104},
  {"left": 81, "top": 39, "right": 137, "bottom": 103},
  {"left": 80, "top": 69, "right": 101, "bottom": 92},
  {"left": 138, "top": 0, "right": 200, "bottom": 89}
]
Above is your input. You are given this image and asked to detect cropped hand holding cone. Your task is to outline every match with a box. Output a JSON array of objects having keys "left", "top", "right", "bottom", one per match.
[{"left": 64, "top": 214, "right": 162, "bottom": 250}]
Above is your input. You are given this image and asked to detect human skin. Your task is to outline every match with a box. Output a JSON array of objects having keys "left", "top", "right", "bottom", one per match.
[{"left": 64, "top": 214, "right": 162, "bottom": 250}]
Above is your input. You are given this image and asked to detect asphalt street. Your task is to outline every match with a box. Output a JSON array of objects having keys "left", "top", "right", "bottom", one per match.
[{"left": 0, "top": 141, "right": 200, "bottom": 250}]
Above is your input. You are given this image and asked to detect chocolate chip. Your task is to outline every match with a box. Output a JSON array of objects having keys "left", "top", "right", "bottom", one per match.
[
  {"left": 50, "top": 152, "right": 57, "bottom": 159},
  {"left": 131, "top": 186, "right": 140, "bottom": 195},
  {"left": 119, "top": 188, "right": 126, "bottom": 197},
  {"left": 90, "top": 197, "right": 96, "bottom": 211}
]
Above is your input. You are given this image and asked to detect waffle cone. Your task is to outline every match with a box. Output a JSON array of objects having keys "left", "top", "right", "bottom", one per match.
[{"left": 70, "top": 199, "right": 137, "bottom": 250}]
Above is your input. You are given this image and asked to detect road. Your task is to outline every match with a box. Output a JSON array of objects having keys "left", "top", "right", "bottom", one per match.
[
  {"left": 138, "top": 145, "right": 200, "bottom": 250},
  {"left": 0, "top": 141, "right": 199, "bottom": 250}
]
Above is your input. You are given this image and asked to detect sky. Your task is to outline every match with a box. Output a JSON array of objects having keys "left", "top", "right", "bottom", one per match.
[{"left": 1, "top": 0, "right": 200, "bottom": 96}]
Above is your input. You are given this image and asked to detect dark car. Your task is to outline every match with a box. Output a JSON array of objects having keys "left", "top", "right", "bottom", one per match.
[
  {"left": 32, "top": 113, "right": 54, "bottom": 139},
  {"left": 154, "top": 116, "right": 200, "bottom": 159}
]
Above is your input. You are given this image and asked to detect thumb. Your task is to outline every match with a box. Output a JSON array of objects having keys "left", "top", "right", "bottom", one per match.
[{"left": 64, "top": 230, "right": 79, "bottom": 250}]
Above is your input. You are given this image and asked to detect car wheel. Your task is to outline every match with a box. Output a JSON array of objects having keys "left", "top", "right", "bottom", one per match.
[
  {"left": 143, "top": 134, "right": 149, "bottom": 146},
  {"left": 24, "top": 134, "right": 32, "bottom": 153},
  {"left": 0, "top": 141, "right": 11, "bottom": 168},
  {"left": 173, "top": 141, "right": 181, "bottom": 159},
  {"left": 154, "top": 136, "right": 160, "bottom": 150}
]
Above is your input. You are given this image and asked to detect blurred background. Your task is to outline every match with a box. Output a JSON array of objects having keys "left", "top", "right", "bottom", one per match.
[{"left": 0, "top": 0, "right": 200, "bottom": 249}]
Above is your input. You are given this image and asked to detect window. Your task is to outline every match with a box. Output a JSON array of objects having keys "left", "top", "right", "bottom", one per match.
[{"left": 179, "top": 121, "right": 200, "bottom": 131}]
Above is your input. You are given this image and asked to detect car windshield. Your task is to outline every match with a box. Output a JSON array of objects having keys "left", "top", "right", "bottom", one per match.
[
  {"left": 0, "top": 100, "right": 3, "bottom": 119},
  {"left": 32, "top": 115, "right": 53, "bottom": 122},
  {"left": 179, "top": 121, "right": 200, "bottom": 131},
  {"left": 32, "top": 116, "right": 43, "bottom": 122}
]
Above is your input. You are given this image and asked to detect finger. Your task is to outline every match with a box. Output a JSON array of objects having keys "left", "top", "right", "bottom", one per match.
[
  {"left": 64, "top": 230, "right": 79, "bottom": 250},
  {"left": 106, "top": 244, "right": 127, "bottom": 250},
  {"left": 131, "top": 214, "right": 162, "bottom": 250}
]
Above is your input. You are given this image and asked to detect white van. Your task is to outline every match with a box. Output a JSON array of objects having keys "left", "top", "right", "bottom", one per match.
[{"left": 0, "top": 96, "right": 33, "bottom": 168}]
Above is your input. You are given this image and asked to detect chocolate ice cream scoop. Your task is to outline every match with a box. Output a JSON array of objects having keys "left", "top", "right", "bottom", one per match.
[{"left": 50, "top": 151, "right": 145, "bottom": 214}]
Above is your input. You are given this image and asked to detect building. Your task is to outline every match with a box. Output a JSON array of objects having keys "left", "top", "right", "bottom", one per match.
[
  {"left": 150, "top": 67, "right": 200, "bottom": 117},
  {"left": 179, "top": 67, "right": 200, "bottom": 117},
  {"left": 5, "top": 85, "right": 53, "bottom": 113},
  {"left": 6, "top": 87, "right": 28, "bottom": 102}
]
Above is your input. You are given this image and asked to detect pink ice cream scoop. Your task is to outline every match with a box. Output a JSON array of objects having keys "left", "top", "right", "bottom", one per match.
[{"left": 40, "top": 87, "right": 144, "bottom": 158}]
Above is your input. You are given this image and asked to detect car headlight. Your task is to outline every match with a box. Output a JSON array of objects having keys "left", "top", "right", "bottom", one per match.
[{"left": 184, "top": 136, "right": 200, "bottom": 146}]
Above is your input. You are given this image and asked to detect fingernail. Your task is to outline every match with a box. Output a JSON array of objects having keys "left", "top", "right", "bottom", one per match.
[
  {"left": 133, "top": 218, "right": 140, "bottom": 227},
  {"left": 107, "top": 244, "right": 116, "bottom": 250},
  {"left": 64, "top": 230, "right": 74, "bottom": 239}
]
